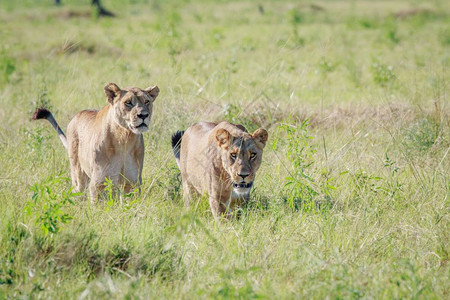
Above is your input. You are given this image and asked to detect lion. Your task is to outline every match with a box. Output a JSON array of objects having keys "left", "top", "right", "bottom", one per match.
[
  {"left": 32, "top": 82, "right": 160, "bottom": 201},
  {"left": 171, "top": 121, "right": 268, "bottom": 219}
]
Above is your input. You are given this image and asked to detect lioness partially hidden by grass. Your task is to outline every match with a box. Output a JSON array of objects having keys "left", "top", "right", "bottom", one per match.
[
  {"left": 32, "top": 83, "right": 159, "bottom": 201},
  {"left": 171, "top": 122, "right": 268, "bottom": 219}
]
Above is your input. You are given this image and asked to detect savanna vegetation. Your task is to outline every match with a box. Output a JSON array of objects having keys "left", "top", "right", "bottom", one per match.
[{"left": 0, "top": 0, "right": 449, "bottom": 298}]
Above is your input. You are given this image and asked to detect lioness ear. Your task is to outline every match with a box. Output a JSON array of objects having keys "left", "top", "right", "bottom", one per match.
[
  {"left": 215, "top": 128, "right": 231, "bottom": 149},
  {"left": 145, "top": 85, "right": 160, "bottom": 101},
  {"left": 252, "top": 128, "right": 268, "bottom": 149},
  {"left": 104, "top": 83, "right": 121, "bottom": 104}
]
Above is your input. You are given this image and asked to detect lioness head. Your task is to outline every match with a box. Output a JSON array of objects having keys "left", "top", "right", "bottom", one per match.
[
  {"left": 215, "top": 127, "right": 268, "bottom": 196},
  {"left": 104, "top": 83, "right": 160, "bottom": 134}
]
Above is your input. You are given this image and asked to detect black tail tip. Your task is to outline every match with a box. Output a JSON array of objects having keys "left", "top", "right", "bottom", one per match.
[
  {"left": 171, "top": 130, "right": 185, "bottom": 150},
  {"left": 32, "top": 108, "right": 51, "bottom": 120}
]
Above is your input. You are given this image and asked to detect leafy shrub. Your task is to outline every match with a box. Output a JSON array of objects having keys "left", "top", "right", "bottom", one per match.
[
  {"left": 288, "top": 8, "right": 304, "bottom": 25},
  {"left": 277, "top": 120, "right": 318, "bottom": 211},
  {"left": 103, "top": 177, "right": 139, "bottom": 211},
  {"left": 25, "top": 176, "right": 79, "bottom": 235},
  {"left": 403, "top": 118, "right": 440, "bottom": 153},
  {"left": 0, "top": 55, "right": 15, "bottom": 84},
  {"left": 21, "top": 126, "right": 51, "bottom": 155},
  {"left": 371, "top": 61, "right": 396, "bottom": 86}
]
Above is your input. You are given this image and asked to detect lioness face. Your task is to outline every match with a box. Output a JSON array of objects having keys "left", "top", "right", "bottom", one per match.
[
  {"left": 104, "top": 83, "right": 160, "bottom": 134},
  {"left": 216, "top": 128, "right": 268, "bottom": 196}
]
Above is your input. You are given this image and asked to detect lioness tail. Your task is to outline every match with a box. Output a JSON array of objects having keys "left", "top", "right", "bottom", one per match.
[
  {"left": 171, "top": 130, "right": 184, "bottom": 167},
  {"left": 32, "top": 108, "right": 68, "bottom": 149}
]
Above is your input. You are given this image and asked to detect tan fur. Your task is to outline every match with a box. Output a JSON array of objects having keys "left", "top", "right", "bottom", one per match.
[
  {"left": 175, "top": 121, "right": 268, "bottom": 219},
  {"left": 35, "top": 83, "right": 159, "bottom": 201}
]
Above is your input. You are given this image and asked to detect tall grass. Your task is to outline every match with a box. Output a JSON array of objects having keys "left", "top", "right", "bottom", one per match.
[{"left": 0, "top": 0, "right": 449, "bottom": 298}]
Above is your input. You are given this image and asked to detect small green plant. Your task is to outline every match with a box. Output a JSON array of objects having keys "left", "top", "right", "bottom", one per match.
[
  {"left": 210, "top": 27, "right": 224, "bottom": 45},
  {"left": 25, "top": 176, "right": 79, "bottom": 235},
  {"left": 381, "top": 153, "right": 403, "bottom": 198},
  {"left": 277, "top": 119, "right": 318, "bottom": 211},
  {"left": 0, "top": 55, "right": 15, "bottom": 84},
  {"left": 384, "top": 152, "right": 399, "bottom": 175},
  {"left": 350, "top": 170, "right": 383, "bottom": 197},
  {"left": 439, "top": 28, "right": 450, "bottom": 45},
  {"left": 383, "top": 18, "right": 400, "bottom": 44},
  {"left": 222, "top": 103, "right": 258, "bottom": 133},
  {"left": 371, "top": 61, "right": 396, "bottom": 86},
  {"left": 21, "top": 125, "right": 50, "bottom": 154},
  {"left": 358, "top": 17, "right": 380, "bottom": 29},
  {"left": 403, "top": 118, "right": 440, "bottom": 153},
  {"left": 223, "top": 103, "right": 240, "bottom": 123},
  {"left": 103, "top": 177, "right": 139, "bottom": 211},
  {"left": 0, "top": 223, "right": 28, "bottom": 285},
  {"left": 288, "top": 8, "right": 304, "bottom": 25},
  {"left": 30, "top": 83, "right": 53, "bottom": 114},
  {"left": 318, "top": 57, "right": 337, "bottom": 73},
  {"left": 104, "top": 177, "right": 116, "bottom": 209}
]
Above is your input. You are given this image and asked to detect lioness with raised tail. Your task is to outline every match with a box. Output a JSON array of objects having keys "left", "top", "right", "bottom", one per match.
[
  {"left": 32, "top": 83, "right": 159, "bottom": 201},
  {"left": 171, "top": 122, "right": 268, "bottom": 219}
]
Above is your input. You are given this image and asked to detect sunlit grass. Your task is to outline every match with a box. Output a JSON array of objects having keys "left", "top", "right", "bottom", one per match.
[{"left": 0, "top": 0, "right": 449, "bottom": 298}]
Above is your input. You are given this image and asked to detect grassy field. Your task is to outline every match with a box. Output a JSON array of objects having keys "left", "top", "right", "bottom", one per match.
[{"left": 1, "top": 0, "right": 449, "bottom": 298}]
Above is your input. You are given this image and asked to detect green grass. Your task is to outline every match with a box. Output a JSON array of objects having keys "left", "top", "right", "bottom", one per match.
[{"left": 1, "top": 0, "right": 449, "bottom": 298}]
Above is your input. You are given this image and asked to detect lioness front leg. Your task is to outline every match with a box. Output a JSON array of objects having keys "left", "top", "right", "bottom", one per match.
[
  {"left": 89, "top": 181, "right": 101, "bottom": 203},
  {"left": 182, "top": 181, "right": 199, "bottom": 207},
  {"left": 208, "top": 195, "right": 232, "bottom": 220},
  {"left": 70, "top": 164, "right": 89, "bottom": 193},
  {"left": 89, "top": 171, "right": 120, "bottom": 203},
  {"left": 89, "top": 179, "right": 120, "bottom": 203},
  {"left": 208, "top": 196, "right": 221, "bottom": 220},
  {"left": 208, "top": 178, "right": 231, "bottom": 220}
]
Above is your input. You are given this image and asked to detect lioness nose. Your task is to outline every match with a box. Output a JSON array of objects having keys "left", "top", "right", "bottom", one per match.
[
  {"left": 138, "top": 113, "right": 149, "bottom": 119},
  {"left": 239, "top": 174, "right": 249, "bottom": 180}
]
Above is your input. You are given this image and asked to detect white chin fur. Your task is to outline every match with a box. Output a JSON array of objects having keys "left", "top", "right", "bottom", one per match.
[
  {"left": 131, "top": 128, "right": 147, "bottom": 134},
  {"left": 129, "top": 123, "right": 149, "bottom": 134},
  {"left": 233, "top": 187, "right": 251, "bottom": 196},
  {"left": 135, "top": 126, "right": 149, "bottom": 133}
]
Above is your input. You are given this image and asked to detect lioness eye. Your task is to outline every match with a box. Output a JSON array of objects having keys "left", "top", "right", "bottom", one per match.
[
  {"left": 230, "top": 153, "right": 237, "bottom": 159},
  {"left": 125, "top": 100, "right": 133, "bottom": 106},
  {"left": 145, "top": 100, "right": 150, "bottom": 104},
  {"left": 250, "top": 153, "right": 256, "bottom": 159}
]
